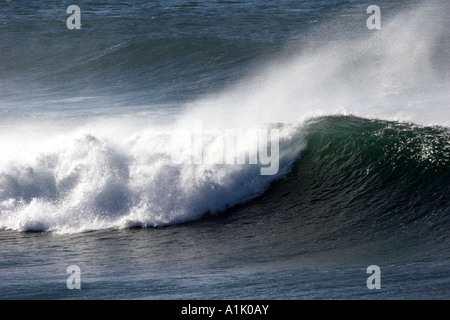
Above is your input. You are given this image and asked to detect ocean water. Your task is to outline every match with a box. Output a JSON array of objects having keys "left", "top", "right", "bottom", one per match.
[{"left": 0, "top": 0, "right": 449, "bottom": 300}]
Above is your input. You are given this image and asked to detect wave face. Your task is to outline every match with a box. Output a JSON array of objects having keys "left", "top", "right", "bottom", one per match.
[
  {"left": 271, "top": 116, "right": 450, "bottom": 249},
  {"left": 0, "top": 0, "right": 449, "bottom": 234}
]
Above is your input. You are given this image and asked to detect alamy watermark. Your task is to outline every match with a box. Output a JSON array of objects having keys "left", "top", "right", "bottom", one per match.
[
  {"left": 66, "top": 265, "right": 81, "bottom": 289},
  {"left": 65, "top": 5, "right": 380, "bottom": 30},
  {"left": 170, "top": 121, "right": 280, "bottom": 175},
  {"left": 66, "top": 5, "right": 81, "bottom": 30},
  {"left": 64, "top": 264, "right": 381, "bottom": 291},
  {"left": 366, "top": 265, "right": 381, "bottom": 289},
  {"left": 367, "top": 5, "right": 381, "bottom": 30}
]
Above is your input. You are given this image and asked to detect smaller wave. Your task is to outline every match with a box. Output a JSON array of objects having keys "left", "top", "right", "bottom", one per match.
[{"left": 48, "top": 96, "right": 99, "bottom": 104}]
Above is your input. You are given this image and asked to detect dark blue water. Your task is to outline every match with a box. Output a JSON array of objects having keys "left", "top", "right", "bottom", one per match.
[{"left": 0, "top": 0, "right": 449, "bottom": 299}]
